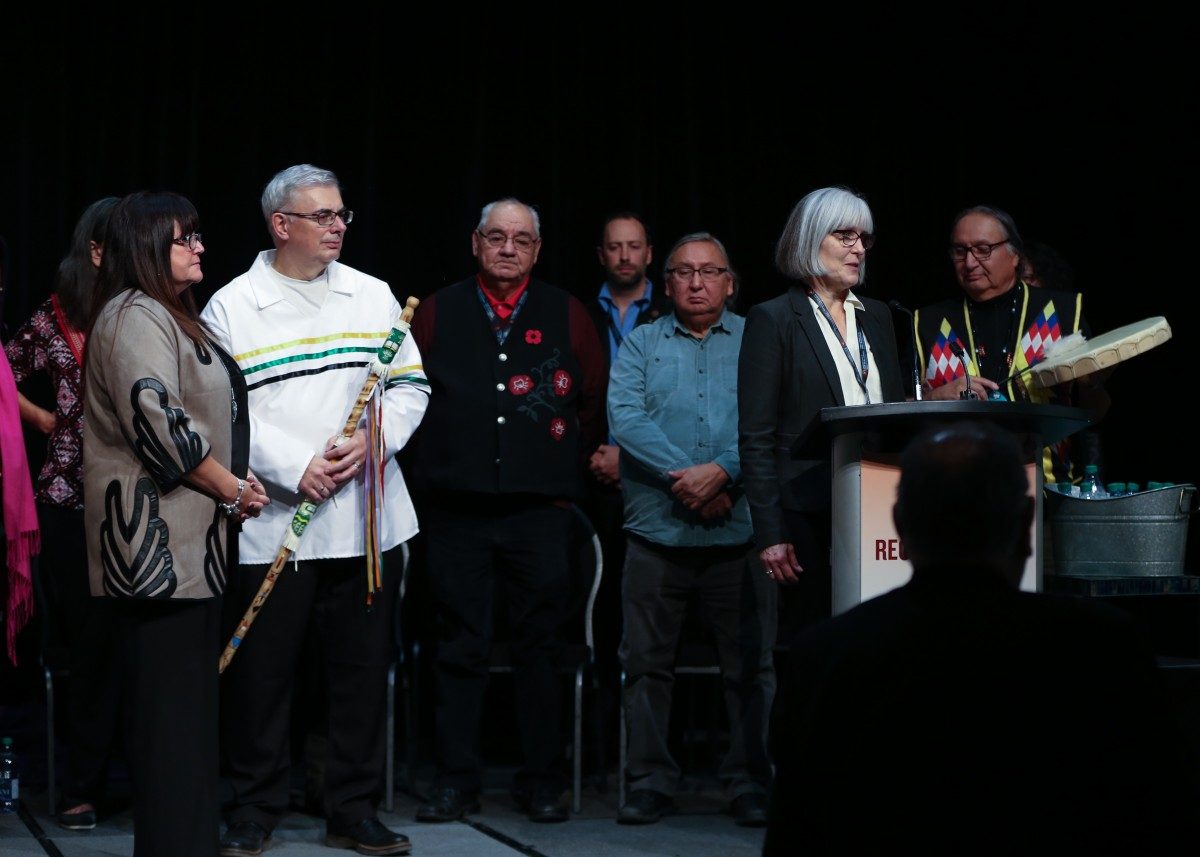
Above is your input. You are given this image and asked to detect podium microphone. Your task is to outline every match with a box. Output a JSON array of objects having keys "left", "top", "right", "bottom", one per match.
[
  {"left": 887, "top": 300, "right": 922, "bottom": 401},
  {"left": 947, "top": 340, "right": 979, "bottom": 399}
]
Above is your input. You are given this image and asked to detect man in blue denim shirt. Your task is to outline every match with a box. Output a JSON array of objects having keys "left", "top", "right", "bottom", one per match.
[{"left": 609, "top": 232, "right": 776, "bottom": 828}]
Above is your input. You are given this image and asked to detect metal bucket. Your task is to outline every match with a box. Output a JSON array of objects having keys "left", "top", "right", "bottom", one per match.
[{"left": 1043, "top": 484, "right": 1197, "bottom": 577}]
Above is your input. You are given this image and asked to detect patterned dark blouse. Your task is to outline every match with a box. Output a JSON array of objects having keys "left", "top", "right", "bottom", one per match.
[{"left": 4, "top": 299, "right": 84, "bottom": 509}]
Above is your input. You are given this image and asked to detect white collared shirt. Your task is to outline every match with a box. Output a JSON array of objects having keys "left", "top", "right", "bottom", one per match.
[{"left": 808, "top": 290, "right": 884, "bottom": 406}]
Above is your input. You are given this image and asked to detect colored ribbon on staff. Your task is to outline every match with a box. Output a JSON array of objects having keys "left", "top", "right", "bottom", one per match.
[{"left": 218, "top": 297, "right": 420, "bottom": 674}]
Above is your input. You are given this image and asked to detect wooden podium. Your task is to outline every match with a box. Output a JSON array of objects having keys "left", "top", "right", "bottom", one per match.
[{"left": 820, "top": 401, "right": 1091, "bottom": 615}]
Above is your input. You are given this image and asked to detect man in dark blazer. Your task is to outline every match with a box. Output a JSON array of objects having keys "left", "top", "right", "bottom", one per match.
[{"left": 763, "top": 421, "right": 1199, "bottom": 855}]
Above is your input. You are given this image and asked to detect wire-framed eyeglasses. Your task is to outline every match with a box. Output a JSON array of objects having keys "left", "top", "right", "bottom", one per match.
[
  {"left": 171, "top": 232, "right": 203, "bottom": 250},
  {"left": 666, "top": 265, "right": 730, "bottom": 282},
  {"left": 949, "top": 240, "right": 1009, "bottom": 261},
  {"left": 277, "top": 208, "right": 354, "bottom": 227},
  {"left": 476, "top": 230, "right": 539, "bottom": 252},
  {"left": 831, "top": 230, "right": 875, "bottom": 249}
]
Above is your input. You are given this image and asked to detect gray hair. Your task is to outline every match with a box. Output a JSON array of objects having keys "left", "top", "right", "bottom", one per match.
[
  {"left": 775, "top": 186, "right": 874, "bottom": 281},
  {"left": 663, "top": 231, "right": 739, "bottom": 304},
  {"left": 260, "top": 164, "right": 341, "bottom": 223},
  {"left": 478, "top": 197, "right": 541, "bottom": 238}
]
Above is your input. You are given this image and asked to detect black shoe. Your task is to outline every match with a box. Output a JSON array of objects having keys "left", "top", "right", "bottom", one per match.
[
  {"left": 415, "top": 786, "right": 480, "bottom": 823},
  {"left": 730, "top": 792, "right": 769, "bottom": 827},
  {"left": 219, "top": 820, "right": 270, "bottom": 857},
  {"left": 57, "top": 807, "right": 97, "bottom": 830},
  {"left": 617, "top": 789, "right": 675, "bottom": 825},
  {"left": 325, "top": 816, "right": 412, "bottom": 855},
  {"left": 513, "top": 787, "right": 569, "bottom": 823}
]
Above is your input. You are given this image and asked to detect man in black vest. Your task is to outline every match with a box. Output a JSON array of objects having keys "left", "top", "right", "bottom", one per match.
[{"left": 410, "top": 197, "right": 606, "bottom": 824}]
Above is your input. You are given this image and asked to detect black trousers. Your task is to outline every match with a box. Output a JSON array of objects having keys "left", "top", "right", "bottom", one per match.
[
  {"left": 424, "top": 497, "right": 570, "bottom": 795},
  {"left": 620, "top": 537, "right": 776, "bottom": 799},
  {"left": 36, "top": 503, "right": 123, "bottom": 808},
  {"left": 118, "top": 598, "right": 221, "bottom": 857},
  {"left": 219, "top": 549, "right": 400, "bottom": 830}
]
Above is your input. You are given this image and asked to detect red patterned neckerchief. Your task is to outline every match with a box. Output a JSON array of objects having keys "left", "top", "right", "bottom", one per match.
[{"left": 51, "top": 295, "right": 86, "bottom": 366}]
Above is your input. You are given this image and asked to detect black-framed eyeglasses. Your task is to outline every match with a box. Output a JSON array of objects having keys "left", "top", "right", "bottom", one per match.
[
  {"left": 278, "top": 208, "right": 353, "bottom": 227},
  {"left": 666, "top": 265, "right": 730, "bottom": 282},
  {"left": 476, "top": 229, "right": 539, "bottom": 252},
  {"left": 949, "top": 240, "right": 1009, "bottom": 261},
  {"left": 171, "top": 232, "right": 203, "bottom": 250},
  {"left": 831, "top": 230, "right": 875, "bottom": 249}
]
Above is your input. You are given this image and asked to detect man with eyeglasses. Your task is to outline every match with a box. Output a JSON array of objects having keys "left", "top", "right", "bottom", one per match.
[
  {"left": 913, "top": 205, "right": 1108, "bottom": 484},
  {"left": 608, "top": 233, "right": 775, "bottom": 828},
  {"left": 202, "top": 163, "right": 428, "bottom": 857},
  {"left": 407, "top": 197, "right": 606, "bottom": 824}
]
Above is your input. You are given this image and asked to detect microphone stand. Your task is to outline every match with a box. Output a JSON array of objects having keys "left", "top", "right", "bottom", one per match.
[{"left": 948, "top": 341, "right": 979, "bottom": 399}]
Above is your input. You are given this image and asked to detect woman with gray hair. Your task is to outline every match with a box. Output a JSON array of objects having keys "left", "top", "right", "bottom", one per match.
[{"left": 737, "top": 186, "right": 905, "bottom": 641}]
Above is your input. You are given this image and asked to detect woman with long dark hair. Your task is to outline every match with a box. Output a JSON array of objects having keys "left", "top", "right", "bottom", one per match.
[{"left": 82, "top": 191, "right": 268, "bottom": 855}]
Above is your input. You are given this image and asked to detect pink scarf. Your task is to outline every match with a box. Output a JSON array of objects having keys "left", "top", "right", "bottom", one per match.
[{"left": 0, "top": 347, "right": 39, "bottom": 666}]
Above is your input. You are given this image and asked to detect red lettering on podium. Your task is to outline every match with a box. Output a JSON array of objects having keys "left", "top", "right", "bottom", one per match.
[{"left": 874, "top": 539, "right": 908, "bottom": 560}]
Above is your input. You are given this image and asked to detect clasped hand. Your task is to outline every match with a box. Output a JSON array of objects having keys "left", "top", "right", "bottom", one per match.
[
  {"left": 667, "top": 462, "right": 730, "bottom": 515},
  {"left": 298, "top": 429, "right": 367, "bottom": 503}
]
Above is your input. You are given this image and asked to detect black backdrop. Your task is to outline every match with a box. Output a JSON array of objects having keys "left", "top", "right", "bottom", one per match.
[{"left": 3, "top": 11, "right": 1191, "bottom": 562}]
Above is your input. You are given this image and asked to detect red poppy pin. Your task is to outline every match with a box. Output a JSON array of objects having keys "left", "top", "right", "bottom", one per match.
[{"left": 525, "top": 329, "right": 543, "bottom": 345}]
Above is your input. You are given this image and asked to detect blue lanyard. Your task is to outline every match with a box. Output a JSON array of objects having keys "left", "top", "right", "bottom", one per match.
[{"left": 808, "top": 290, "right": 870, "bottom": 403}]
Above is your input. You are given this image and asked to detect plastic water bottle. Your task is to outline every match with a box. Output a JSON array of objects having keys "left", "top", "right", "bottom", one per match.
[
  {"left": 1079, "top": 465, "right": 1108, "bottom": 499},
  {"left": 0, "top": 736, "right": 17, "bottom": 814},
  {"left": 1106, "top": 482, "right": 1127, "bottom": 497},
  {"left": 1126, "top": 482, "right": 1141, "bottom": 494}
]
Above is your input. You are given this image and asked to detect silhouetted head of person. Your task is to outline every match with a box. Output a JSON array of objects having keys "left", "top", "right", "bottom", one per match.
[
  {"left": 893, "top": 420, "right": 1034, "bottom": 584},
  {"left": 1021, "top": 240, "right": 1076, "bottom": 292}
]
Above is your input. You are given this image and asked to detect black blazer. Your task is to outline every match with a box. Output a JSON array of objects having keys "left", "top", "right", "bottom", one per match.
[{"left": 737, "top": 286, "right": 904, "bottom": 550}]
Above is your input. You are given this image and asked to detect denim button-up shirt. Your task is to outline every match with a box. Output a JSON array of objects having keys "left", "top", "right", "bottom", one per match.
[{"left": 607, "top": 310, "right": 751, "bottom": 547}]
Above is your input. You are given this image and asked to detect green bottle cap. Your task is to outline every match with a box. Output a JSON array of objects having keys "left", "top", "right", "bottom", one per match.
[
  {"left": 1106, "top": 483, "right": 1126, "bottom": 494},
  {"left": 1148, "top": 481, "right": 1164, "bottom": 490},
  {"left": 1127, "top": 482, "right": 1140, "bottom": 493}
]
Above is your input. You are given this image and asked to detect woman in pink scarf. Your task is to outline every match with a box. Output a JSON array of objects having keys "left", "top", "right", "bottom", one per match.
[
  {"left": 0, "top": 344, "right": 39, "bottom": 666},
  {"left": 0, "top": 229, "right": 40, "bottom": 669}
]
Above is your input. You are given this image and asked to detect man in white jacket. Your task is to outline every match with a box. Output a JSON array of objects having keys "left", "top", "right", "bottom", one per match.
[{"left": 202, "top": 164, "right": 428, "bottom": 857}]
